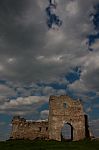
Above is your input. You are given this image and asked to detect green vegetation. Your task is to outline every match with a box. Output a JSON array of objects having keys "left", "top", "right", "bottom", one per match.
[{"left": 0, "top": 139, "right": 99, "bottom": 150}]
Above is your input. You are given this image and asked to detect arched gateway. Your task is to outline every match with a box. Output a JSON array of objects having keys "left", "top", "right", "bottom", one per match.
[
  {"left": 61, "top": 122, "right": 73, "bottom": 141},
  {"left": 48, "top": 95, "right": 87, "bottom": 141}
]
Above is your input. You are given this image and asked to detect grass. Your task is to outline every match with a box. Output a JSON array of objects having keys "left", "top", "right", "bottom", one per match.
[{"left": 0, "top": 139, "right": 99, "bottom": 150}]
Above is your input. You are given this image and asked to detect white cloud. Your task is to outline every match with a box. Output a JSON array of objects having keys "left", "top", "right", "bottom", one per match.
[
  {"left": 7, "top": 58, "right": 16, "bottom": 64},
  {"left": 0, "top": 96, "right": 48, "bottom": 109},
  {"left": 41, "top": 86, "right": 66, "bottom": 96},
  {"left": 0, "top": 95, "right": 49, "bottom": 116},
  {"left": 36, "top": 55, "right": 63, "bottom": 64},
  {"left": 66, "top": 0, "right": 79, "bottom": 16}
]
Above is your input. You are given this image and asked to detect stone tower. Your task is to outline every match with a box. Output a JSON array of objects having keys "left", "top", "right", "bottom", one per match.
[{"left": 48, "top": 95, "right": 86, "bottom": 141}]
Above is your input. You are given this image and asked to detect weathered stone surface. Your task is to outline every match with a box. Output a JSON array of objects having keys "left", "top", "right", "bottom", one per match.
[
  {"left": 10, "top": 95, "right": 89, "bottom": 141},
  {"left": 10, "top": 116, "right": 49, "bottom": 140},
  {"left": 48, "top": 95, "right": 88, "bottom": 141}
]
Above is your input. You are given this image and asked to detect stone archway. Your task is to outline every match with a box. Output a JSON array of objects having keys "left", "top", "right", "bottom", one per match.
[{"left": 61, "top": 123, "right": 73, "bottom": 141}]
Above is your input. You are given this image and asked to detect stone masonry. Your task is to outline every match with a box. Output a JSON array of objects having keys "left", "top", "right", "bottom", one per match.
[
  {"left": 49, "top": 95, "right": 89, "bottom": 141},
  {"left": 10, "top": 116, "right": 49, "bottom": 140},
  {"left": 10, "top": 95, "right": 89, "bottom": 141}
]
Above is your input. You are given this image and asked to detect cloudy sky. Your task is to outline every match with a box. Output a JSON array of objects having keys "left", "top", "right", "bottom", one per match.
[{"left": 0, "top": 0, "right": 99, "bottom": 140}]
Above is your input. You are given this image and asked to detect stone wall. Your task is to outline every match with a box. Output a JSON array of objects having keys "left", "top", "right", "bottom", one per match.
[
  {"left": 10, "top": 116, "right": 49, "bottom": 140},
  {"left": 48, "top": 95, "right": 87, "bottom": 141}
]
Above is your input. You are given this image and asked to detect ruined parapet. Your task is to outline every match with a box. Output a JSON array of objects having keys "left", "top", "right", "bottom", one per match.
[
  {"left": 10, "top": 116, "right": 49, "bottom": 140},
  {"left": 48, "top": 95, "right": 87, "bottom": 141},
  {"left": 10, "top": 95, "right": 89, "bottom": 142}
]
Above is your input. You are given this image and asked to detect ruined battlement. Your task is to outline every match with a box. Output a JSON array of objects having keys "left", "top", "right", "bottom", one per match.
[
  {"left": 50, "top": 95, "right": 82, "bottom": 105},
  {"left": 10, "top": 95, "right": 89, "bottom": 141},
  {"left": 10, "top": 116, "right": 49, "bottom": 140},
  {"left": 12, "top": 116, "right": 48, "bottom": 125}
]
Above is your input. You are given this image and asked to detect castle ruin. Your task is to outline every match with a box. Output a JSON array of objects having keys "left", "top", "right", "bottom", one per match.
[
  {"left": 10, "top": 95, "right": 89, "bottom": 141},
  {"left": 10, "top": 116, "right": 49, "bottom": 140}
]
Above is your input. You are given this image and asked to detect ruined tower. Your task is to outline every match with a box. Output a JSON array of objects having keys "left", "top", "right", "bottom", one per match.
[{"left": 48, "top": 95, "right": 87, "bottom": 141}]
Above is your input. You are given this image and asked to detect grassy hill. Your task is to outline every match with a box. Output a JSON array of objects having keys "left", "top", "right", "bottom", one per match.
[{"left": 0, "top": 139, "right": 99, "bottom": 150}]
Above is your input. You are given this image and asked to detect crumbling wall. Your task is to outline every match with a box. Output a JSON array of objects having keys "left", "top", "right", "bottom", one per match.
[
  {"left": 10, "top": 95, "right": 89, "bottom": 141},
  {"left": 10, "top": 116, "right": 49, "bottom": 140},
  {"left": 48, "top": 95, "right": 86, "bottom": 141}
]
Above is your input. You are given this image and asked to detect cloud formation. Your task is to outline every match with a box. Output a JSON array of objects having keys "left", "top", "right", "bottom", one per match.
[
  {"left": 0, "top": 96, "right": 49, "bottom": 115},
  {"left": 0, "top": 0, "right": 99, "bottom": 115},
  {"left": 0, "top": 0, "right": 98, "bottom": 84}
]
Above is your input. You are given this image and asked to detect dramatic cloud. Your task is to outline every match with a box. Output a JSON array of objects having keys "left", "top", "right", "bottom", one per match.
[
  {"left": 0, "top": 0, "right": 98, "bottom": 83},
  {"left": 68, "top": 52, "right": 99, "bottom": 94},
  {"left": 0, "top": 96, "right": 48, "bottom": 115}
]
